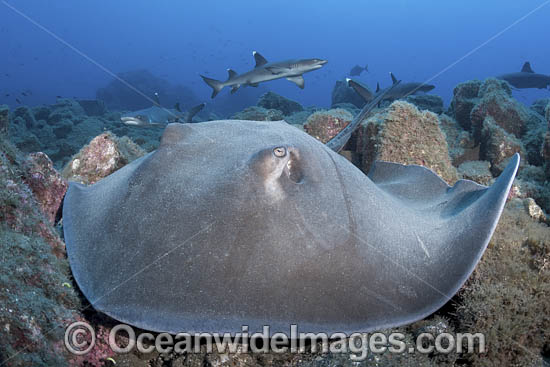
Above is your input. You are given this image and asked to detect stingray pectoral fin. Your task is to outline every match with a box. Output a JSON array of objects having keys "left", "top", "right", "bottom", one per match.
[{"left": 366, "top": 154, "right": 519, "bottom": 324}]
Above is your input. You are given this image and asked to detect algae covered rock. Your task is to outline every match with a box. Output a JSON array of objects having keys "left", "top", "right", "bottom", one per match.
[
  {"left": 457, "top": 160, "right": 493, "bottom": 185},
  {"left": 480, "top": 116, "right": 526, "bottom": 175},
  {"left": 231, "top": 106, "right": 284, "bottom": 121},
  {"left": 356, "top": 101, "right": 458, "bottom": 184},
  {"left": 0, "top": 104, "right": 9, "bottom": 136},
  {"left": 405, "top": 94, "right": 444, "bottom": 114},
  {"left": 257, "top": 91, "right": 303, "bottom": 116},
  {"left": 449, "top": 79, "right": 482, "bottom": 130},
  {"left": 303, "top": 108, "right": 353, "bottom": 144},
  {"left": 0, "top": 136, "right": 83, "bottom": 366},
  {"left": 455, "top": 199, "right": 550, "bottom": 366},
  {"left": 22, "top": 152, "right": 68, "bottom": 225},
  {"left": 62, "top": 132, "right": 145, "bottom": 184}
]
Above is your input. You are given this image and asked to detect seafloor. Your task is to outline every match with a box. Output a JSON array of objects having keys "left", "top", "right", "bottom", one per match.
[{"left": 0, "top": 76, "right": 549, "bottom": 366}]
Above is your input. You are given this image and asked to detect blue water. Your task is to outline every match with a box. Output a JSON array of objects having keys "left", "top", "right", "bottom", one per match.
[{"left": 1, "top": 0, "right": 549, "bottom": 111}]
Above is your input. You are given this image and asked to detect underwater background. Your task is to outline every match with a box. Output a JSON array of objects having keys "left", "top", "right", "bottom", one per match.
[
  {"left": 1, "top": 1, "right": 550, "bottom": 366},
  {"left": 1, "top": 0, "right": 549, "bottom": 110}
]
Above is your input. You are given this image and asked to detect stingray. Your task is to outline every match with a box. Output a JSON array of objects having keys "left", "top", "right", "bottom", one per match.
[{"left": 63, "top": 83, "right": 519, "bottom": 335}]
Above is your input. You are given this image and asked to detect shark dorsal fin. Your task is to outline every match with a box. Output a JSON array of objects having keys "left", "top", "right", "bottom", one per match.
[
  {"left": 376, "top": 82, "right": 380, "bottom": 93},
  {"left": 390, "top": 72, "right": 398, "bottom": 84},
  {"left": 253, "top": 51, "right": 268, "bottom": 68},
  {"left": 153, "top": 92, "right": 161, "bottom": 106},
  {"left": 174, "top": 102, "right": 181, "bottom": 112},
  {"left": 227, "top": 69, "right": 238, "bottom": 80},
  {"left": 521, "top": 61, "right": 534, "bottom": 73}
]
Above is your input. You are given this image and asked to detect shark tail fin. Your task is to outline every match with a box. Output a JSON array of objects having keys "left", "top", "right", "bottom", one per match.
[
  {"left": 174, "top": 102, "right": 181, "bottom": 112},
  {"left": 376, "top": 82, "right": 380, "bottom": 93},
  {"left": 184, "top": 103, "right": 206, "bottom": 123},
  {"left": 200, "top": 75, "right": 224, "bottom": 98}
]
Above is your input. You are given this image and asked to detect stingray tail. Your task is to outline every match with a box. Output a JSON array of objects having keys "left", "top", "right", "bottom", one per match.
[{"left": 200, "top": 75, "right": 224, "bottom": 98}]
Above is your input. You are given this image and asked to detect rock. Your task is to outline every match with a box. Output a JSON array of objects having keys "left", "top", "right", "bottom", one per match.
[
  {"left": 450, "top": 78, "right": 546, "bottom": 166},
  {"left": 438, "top": 114, "right": 477, "bottom": 165},
  {"left": 480, "top": 116, "right": 526, "bottom": 175},
  {"left": 77, "top": 99, "right": 107, "bottom": 116},
  {"left": 470, "top": 78, "right": 529, "bottom": 138},
  {"left": 449, "top": 79, "right": 482, "bottom": 130},
  {"left": 329, "top": 102, "right": 360, "bottom": 116},
  {"left": 457, "top": 160, "right": 493, "bottom": 185},
  {"left": 543, "top": 103, "right": 550, "bottom": 178},
  {"left": 405, "top": 94, "right": 445, "bottom": 114},
  {"left": 62, "top": 132, "right": 145, "bottom": 184},
  {"left": 52, "top": 119, "right": 73, "bottom": 138},
  {"left": 31, "top": 105, "right": 51, "bottom": 121},
  {"left": 331, "top": 79, "right": 366, "bottom": 109},
  {"left": 22, "top": 152, "right": 68, "bottom": 225},
  {"left": 96, "top": 69, "right": 200, "bottom": 111},
  {"left": 0, "top": 135, "right": 83, "bottom": 366},
  {"left": 257, "top": 91, "right": 303, "bottom": 115},
  {"left": 13, "top": 106, "right": 36, "bottom": 129},
  {"left": 283, "top": 109, "right": 316, "bottom": 126},
  {"left": 531, "top": 98, "right": 550, "bottom": 116},
  {"left": 303, "top": 108, "right": 353, "bottom": 144},
  {"left": 455, "top": 199, "right": 550, "bottom": 366},
  {"left": 231, "top": 106, "right": 284, "bottom": 121},
  {"left": 355, "top": 101, "right": 458, "bottom": 184},
  {"left": 523, "top": 198, "right": 546, "bottom": 222},
  {"left": 0, "top": 104, "right": 9, "bottom": 136}
]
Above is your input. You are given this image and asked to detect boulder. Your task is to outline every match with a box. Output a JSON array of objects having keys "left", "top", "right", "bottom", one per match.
[
  {"left": 303, "top": 108, "right": 353, "bottom": 144},
  {"left": 257, "top": 91, "right": 303, "bottom": 115},
  {"left": 457, "top": 160, "right": 493, "bottom": 185},
  {"left": 62, "top": 132, "right": 145, "bottom": 184},
  {"left": 231, "top": 106, "right": 284, "bottom": 121},
  {"left": 355, "top": 101, "right": 458, "bottom": 184},
  {"left": 22, "top": 152, "right": 68, "bottom": 225},
  {"left": 449, "top": 79, "right": 482, "bottom": 130},
  {"left": 0, "top": 104, "right": 8, "bottom": 136},
  {"left": 480, "top": 116, "right": 526, "bottom": 175},
  {"left": 405, "top": 94, "right": 444, "bottom": 114},
  {"left": 77, "top": 99, "right": 107, "bottom": 116}
]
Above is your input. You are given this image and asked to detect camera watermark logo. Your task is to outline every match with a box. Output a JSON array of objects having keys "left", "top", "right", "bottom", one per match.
[
  {"left": 65, "top": 322, "right": 486, "bottom": 360},
  {"left": 64, "top": 321, "right": 96, "bottom": 355}
]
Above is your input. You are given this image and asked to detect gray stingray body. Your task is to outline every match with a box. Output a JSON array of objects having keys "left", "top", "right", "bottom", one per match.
[{"left": 63, "top": 120, "right": 519, "bottom": 335}]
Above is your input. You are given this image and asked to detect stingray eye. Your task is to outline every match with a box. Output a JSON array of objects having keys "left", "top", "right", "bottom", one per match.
[{"left": 273, "top": 146, "right": 287, "bottom": 158}]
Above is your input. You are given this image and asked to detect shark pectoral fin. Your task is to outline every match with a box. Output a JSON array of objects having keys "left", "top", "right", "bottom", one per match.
[
  {"left": 249, "top": 83, "right": 259, "bottom": 87},
  {"left": 231, "top": 84, "right": 241, "bottom": 94},
  {"left": 521, "top": 61, "right": 534, "bottom": 73},
  {"left": 287, "top": 75, "right": 305, "bottom": 89},
  {"left": 253, "top": 51, "right": 268, "bottom": 68}
]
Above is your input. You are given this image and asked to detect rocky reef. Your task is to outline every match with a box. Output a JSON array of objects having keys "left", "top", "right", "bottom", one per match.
[
  {"left": 1, "top": 79, "right": 549, "bottom": 366},
  {"left": 96, "top": 69, "right": 200, "bottom": 111}
]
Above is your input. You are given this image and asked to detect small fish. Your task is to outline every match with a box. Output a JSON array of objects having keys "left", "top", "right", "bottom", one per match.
[
  {"left": 56, "top": 95, "right": 62, "bottom": 99},
  {"left": 21, "top": 92, "right": 27, "bottom": 97},
  {"left": 349, "top": 64, "right": 368, "bottom": 76},
  {"left": 4, "top": 93, "right": 9, "bottom": 97},
  {"left": 15, "top": 98, "right": 21, "bottom": 104}
]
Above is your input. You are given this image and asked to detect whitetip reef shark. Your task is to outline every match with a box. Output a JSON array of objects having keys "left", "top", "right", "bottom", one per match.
[
  {"left": 200, "top": 51, "right": 327, "bottom": 98},
  {"left": 496, "top": 61, "right": 550, "bottom": 90},
  {"left": 346, "top": 72, "right": 435, "bottom": 105},
  {"left": 121, "top": 93, "right": 205, "bottom": 127}
]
